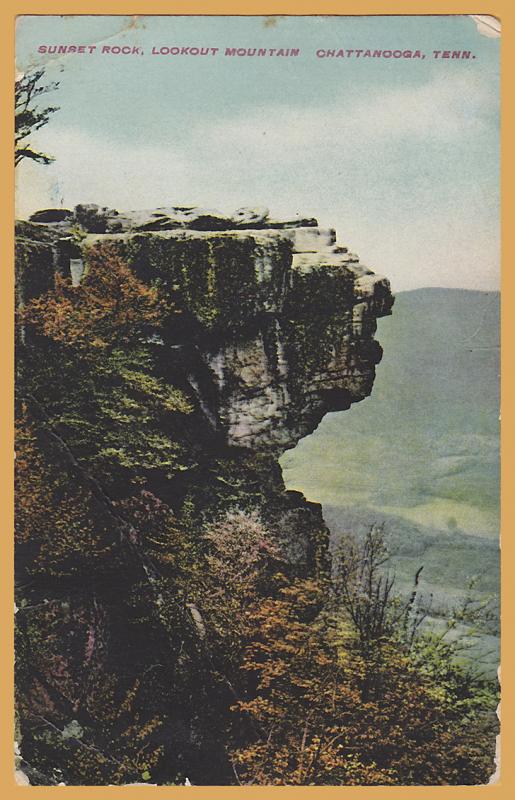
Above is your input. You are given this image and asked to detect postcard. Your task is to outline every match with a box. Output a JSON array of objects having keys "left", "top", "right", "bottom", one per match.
[{"left": 12, "top": 11, "right": 501, "bottom": 789}]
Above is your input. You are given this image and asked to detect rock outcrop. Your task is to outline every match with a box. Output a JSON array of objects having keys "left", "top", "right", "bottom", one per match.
[
  {"left": 28, "top": 203, "right": 319, "bottom": 234},
  {"left": 18, "top": 205, "right": 393, "bottom": 454}
]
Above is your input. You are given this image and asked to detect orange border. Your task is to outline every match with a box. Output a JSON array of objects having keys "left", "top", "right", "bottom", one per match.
[{"left": 2, "top": 3, "right": 513, "bottom": 799}]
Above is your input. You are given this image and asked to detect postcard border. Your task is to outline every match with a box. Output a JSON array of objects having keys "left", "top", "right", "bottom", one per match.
[{"left": 2, "top": 2, "right": 513, "bottom": 798}]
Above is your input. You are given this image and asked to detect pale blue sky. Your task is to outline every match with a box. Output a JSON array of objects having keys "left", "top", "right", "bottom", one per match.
[{"left": 15, "top": 15, "right": 500, "bottom": 291}]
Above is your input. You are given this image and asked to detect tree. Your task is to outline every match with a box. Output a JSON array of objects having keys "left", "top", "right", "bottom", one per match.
[
  {"left": 224, "top": 525, "right": 498, "bottom": 785},
  {"left": 333, "top": 525, "right": 425, "bottom": 700},
  {"left": 18, "top": 243, "right": 194, "bottom": 487},
  {"left": 15, "top": 68, "right": 59, "bottom": 166}
]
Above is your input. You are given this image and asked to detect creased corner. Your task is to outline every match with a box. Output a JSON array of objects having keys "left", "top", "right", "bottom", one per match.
[
  {"left": 15, "top": 769, "right": 31, "bottom": 786},
  {"left": 488, "top": 667, "right": 501, "bottom": 784},
  {"left": 469, "top": 15, "right": 501, "bottom": 38}
]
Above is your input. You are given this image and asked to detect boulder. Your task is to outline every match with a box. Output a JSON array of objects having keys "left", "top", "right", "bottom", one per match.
[
  {"left": 134, "top": 215, "right": 183, "bottom": 231},
  {"left": 73, "top": 204, "right": 116, "bottom": 233},
  {"left": 231, "top": 206, "right": 270, "bottom": 227},
  {"left": 29, "top": 208, "right": 73, "bottom": 224},
  {"left": 180, "top": 208, "right": 233, "bottom": 230}
]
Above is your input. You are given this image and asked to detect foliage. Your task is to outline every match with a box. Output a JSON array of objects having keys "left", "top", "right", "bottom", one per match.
[
  {"left": 15, "top": 69, "right": 59, "bottom": 166},
  {"left": 15, "top": 412, "right": 116, "bottom": 578},
  {"left": 17, "top": 651, "right": 167, "bottom": 786},
  {"left": 18, "top": 244, "right": 193, "bottom": 485},
  {"left": 189, "top": 511, "right": 287, "bottom": 707},
  {"left": 203, "top": 510, "right": 284, "bottom": 615},
  {"left": 222, "top": 526, "right": 498, "bottom": 785},
  {"left": 15, "top": 245, "right": 200, "bottom": 784},
  {"left": 15, "top": 427, "right": 197, "bottom": 784}
]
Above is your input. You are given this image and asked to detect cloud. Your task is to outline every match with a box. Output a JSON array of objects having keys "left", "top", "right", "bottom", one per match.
[
  {"left": 17, "top": 70, "right": 495, "bottom": 206},
  {"left": 15, "top": 71, "right": 498, "bottom": 291},
  {"left": 216, "top": 71, "right": 492, "bottom": 152}
]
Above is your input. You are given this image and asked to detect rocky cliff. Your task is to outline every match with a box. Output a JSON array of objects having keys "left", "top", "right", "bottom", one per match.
[
  {"left": 15, "top": 205, "right": 394, "bottom": 785},
  {"left": 17, "top": 204, "right": 393, "bottom": 453}
]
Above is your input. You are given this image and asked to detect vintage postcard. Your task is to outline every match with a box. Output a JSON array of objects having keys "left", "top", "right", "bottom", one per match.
[{"left": 11, "top": 9, "right": 502, "bottom": 791}]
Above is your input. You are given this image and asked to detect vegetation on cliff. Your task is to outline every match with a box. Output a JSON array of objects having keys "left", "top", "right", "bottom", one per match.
[{"left": 15, "top": 243, "right": 498, "bottom": 785}]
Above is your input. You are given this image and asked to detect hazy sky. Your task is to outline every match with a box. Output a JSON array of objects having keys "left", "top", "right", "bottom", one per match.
[{"left": 15, "top": 15, "right": 499, "bottom": 292}]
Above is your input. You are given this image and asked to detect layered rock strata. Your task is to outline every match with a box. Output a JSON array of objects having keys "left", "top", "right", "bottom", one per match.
[{"left": 17, "top": 205, "right": 393, "bottom": 453}]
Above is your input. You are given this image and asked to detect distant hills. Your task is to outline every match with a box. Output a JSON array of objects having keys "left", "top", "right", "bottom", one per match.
[{"left": 280, "top": 288, "right": 500, "bottom": 670}]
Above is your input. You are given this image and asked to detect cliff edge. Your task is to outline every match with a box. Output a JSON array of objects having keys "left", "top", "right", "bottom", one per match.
[{"left": 17, "top": 203, "right": 393, "bottom": 453}]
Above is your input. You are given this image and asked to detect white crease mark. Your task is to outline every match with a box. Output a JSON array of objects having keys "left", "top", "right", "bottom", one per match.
[
  {"left": 15, "top": 15, "right": 143, "bottom": 75},
  {"left": 469, "top": 15, "right": 501, "bottom": 39}
]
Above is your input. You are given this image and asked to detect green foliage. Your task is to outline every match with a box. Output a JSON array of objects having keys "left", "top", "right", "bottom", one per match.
[
  {"left": 17, "top": 659, "right": 167, "bottom": 786},
  {"left": 18, "top": 243, "right": 194, "bottom": 485},
  {"left": 15, "top": 413, "right": 117, "bottom": 577},
  {"left": 15, "top": 245, "right": 202, "bottom": 784}
]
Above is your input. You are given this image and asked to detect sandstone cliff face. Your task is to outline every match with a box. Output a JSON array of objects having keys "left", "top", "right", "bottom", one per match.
[
  {"left": 15, "top": 206, "right": 394, "bottom": 784},
  {"left": 18, "top": 205, "right": 393, "bottom": 454}
]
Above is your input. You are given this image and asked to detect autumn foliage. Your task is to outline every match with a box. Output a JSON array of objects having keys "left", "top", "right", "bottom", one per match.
[{"left": 21, "top": 244, "right": 166, "bottom": 352}]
